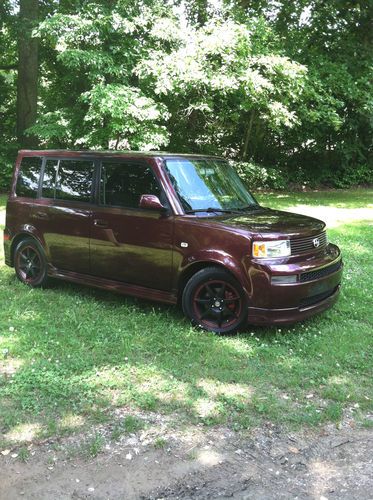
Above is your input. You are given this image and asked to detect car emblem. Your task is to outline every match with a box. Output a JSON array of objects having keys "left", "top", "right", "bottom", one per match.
[{"left": 313, "top": 237, "right": 320, "bottom": 248}]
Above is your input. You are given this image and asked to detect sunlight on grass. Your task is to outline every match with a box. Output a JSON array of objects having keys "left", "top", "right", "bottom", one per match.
[
  {"left": 279, "top": 204, "right": 373, "bottom": 228},
  {"left": 60, "top": 414, "right": 85, "bottom": 430},
  {"left": 256, "top": 189, "right": 373, "bottom": 209},
  {"left": 0, "top": 358, "right": 24, "bottom": 375},
  {"left": 5, "top": 423, "right": 41, "bottom": 443},
  {"left": 197, "top": 379, "right": 253, "bottom": 400},
  {"left": 194, "top": 398, "right": 220, "bottom": 418},
  {"left": 327, "top": 375, "right": 349, "bottom": 385}
]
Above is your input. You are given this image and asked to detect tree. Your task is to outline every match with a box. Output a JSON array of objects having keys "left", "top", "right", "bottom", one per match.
[
  {"left": 16, "top": 0, "right": 39, "bottom": 147},
  {"left": 0, "top": 0, "right": 372, "bottom": 188}
]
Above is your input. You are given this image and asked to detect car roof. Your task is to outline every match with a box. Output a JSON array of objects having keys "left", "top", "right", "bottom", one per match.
[{"left": 19, "top": 150, "right": 225, "bottom": 161}]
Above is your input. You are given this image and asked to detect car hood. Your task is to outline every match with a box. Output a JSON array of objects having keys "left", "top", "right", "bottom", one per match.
[{"left": 207, "top": 207, "right": 325, "bottom": 238}]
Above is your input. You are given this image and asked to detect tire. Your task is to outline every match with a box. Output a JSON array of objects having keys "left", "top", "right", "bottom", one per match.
[
  {"left": 182, "top": 267, "right": 247, "bottom": 333},
  {"left": 14, "top": 237, "right": 49, "bottom": 287}
]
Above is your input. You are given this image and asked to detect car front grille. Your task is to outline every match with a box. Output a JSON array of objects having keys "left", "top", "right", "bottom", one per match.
[
  {"left": 299, "top": 286, "right": 339, "bottom": 309},
  {"left": 300, "top": 260, "right": 342, "bottom": 283},
  {"left": 290, "top": 231, "right": 327, "bottom": 255}
]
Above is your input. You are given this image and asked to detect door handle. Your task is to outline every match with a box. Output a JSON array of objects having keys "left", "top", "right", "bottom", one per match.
[
  {"left": 93, "top": 219, "right": 109, "bottom": 228},
  {"left": 34, "top": 211, "right": 49, "bottom": 219}
]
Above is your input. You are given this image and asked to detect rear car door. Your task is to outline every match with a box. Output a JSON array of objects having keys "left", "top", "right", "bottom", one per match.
[
  {"left": 90, "top": 159, "right": 174, "bottom": 291},
  {"left": 35, "top": 157, "right": 95, "bottom": 274}
]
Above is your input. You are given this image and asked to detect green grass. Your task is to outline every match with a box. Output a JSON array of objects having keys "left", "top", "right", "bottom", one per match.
[
  {"left": 0, "top": 190, "right": 372, "bottom": 448},
  {"left": 256, "top": 188, "right": 373, "bottom": 209}
]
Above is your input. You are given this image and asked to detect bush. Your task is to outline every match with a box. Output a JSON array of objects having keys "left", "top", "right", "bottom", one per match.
[
  {"left": 0, "top": 144, "right": 17, "bottom": 192},
  {"left": 234, "top": 160, "right": 373, "bottom": 191},
  {"left": 326, "top": 164, "right": 373, "bottom": 188},
  {"left": 232, "top": 161, "right": 288, "bottom": 190}
]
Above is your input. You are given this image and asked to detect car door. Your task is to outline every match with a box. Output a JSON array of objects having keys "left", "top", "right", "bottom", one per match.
[
  {"left": 35, "top": 157, "right": 95, "bottom": 274},
  {"left": 90, "top": 159, "right": 174, "bottom": 291}
]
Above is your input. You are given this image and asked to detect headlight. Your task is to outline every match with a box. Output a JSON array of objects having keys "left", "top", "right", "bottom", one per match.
[{"left": 252, "top": 240, "right": 291, "bottom": 258}]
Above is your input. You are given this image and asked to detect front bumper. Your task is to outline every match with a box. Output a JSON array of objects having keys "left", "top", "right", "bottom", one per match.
[
  {"left": 246, "top": 243, "right": 343, "bottom": 325},
  {"left": 247, "top": 283, "right": 341, "bottom": 325}
]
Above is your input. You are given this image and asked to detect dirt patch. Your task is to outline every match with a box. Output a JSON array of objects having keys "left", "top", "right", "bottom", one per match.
[{"left": 1, "top": 421, "right": 372, "bottom": 499}]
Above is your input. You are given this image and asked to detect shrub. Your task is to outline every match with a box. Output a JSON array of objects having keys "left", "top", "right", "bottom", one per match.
[
  {"left": 0, "top": 144, "right": 17, "bottom": 192},
  {"left": 328, "top": 164, "right": 373, "bottom": 188},
  {"left": 232, "top": 161, "right": 288, "bottom": 190}
]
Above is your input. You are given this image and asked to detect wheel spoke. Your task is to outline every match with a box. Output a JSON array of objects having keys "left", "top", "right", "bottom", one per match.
[
  {"left": 29, "top": 266, "right": 40, "bottom": 278},
  {"left": 225, "top": 296, "right": 240, "bottom": 302},
  {"left": 200, "top": 308, "right": 212, "bottom": 320},
  {"left": 218, "top": 283, "right": 226, "bottom": 299},
  {"left": 205, "top": 284, "right": 214, "bottom": 298},
  {"left": 30, "top": 253, "right": 38, "bottom": 264},
  {"left": 195, "top": 298, "right": 211, "bottom": 304},
  {"left": 223, "top": 305, "right": 238, "bottom": 319},
  {"left": 217, "top": 311, "right": 223, "bottom": 328}
]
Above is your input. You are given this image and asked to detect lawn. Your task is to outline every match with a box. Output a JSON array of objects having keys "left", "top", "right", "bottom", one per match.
[{"left": 0, "top": 190, "right": 372, "bottom": 449}]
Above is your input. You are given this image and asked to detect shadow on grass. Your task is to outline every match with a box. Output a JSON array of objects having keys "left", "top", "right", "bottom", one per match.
[{"left": 0, "top": 220, "right": 372, "bottom": 447}]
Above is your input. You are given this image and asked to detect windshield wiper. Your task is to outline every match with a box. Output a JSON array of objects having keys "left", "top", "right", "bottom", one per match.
[{"left": 184, "top": 207, "right": 238, "bottom": 214}]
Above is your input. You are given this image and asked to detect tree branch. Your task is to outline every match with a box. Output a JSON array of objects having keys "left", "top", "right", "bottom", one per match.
[{"left": 0, "top": 63, "right": 17, "bottom": 70}]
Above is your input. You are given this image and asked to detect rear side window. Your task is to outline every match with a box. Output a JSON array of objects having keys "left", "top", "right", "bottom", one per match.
[
  {"left": 100, "top": 161, "right": 161, "bottom": 208},
  {"left": 16, "top": 156, "right": 42, "bottom": 198},
  {"left": 41, "top": 159, "right": 94, "bottom": 203}
]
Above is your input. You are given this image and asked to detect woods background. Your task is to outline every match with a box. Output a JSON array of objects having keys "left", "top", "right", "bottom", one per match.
[{"left": 0, "top": 0, "right": 372, "bottom": 191}]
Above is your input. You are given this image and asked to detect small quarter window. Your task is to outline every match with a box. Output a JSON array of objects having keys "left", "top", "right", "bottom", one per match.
[
  {"left": 100, "top": 162, "right": 162, "bottom": 208},
  {"left": 16, "top": 156, "right": 42, "bottom": 198},
  {"left": 42, "top": 159, "right": 94, "bottom": 202}
]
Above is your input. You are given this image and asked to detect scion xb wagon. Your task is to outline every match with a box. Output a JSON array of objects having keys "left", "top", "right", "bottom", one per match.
[{"left": 3, "top": 150, "right": 343, "bottom": 333}]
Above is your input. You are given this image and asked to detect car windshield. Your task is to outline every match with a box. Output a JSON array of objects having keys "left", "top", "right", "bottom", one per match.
[{"left": 164, "top": 158, "right": 258, "bottom": 213}]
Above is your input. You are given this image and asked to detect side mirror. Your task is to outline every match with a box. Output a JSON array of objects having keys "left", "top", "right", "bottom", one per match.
[{"left": 139, "top": 194, "right": 167, "bottom": 212}]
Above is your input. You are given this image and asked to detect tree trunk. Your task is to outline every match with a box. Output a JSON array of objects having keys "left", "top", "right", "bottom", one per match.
[
  {"left": 241, "top": 110, "right": 254, "bottom": 161},
  {"left": 16, "top": 0, "right": 39, "bottom": 148}
]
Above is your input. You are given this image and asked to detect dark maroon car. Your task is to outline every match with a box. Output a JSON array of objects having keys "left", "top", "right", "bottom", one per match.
[{"left": 3, "top": 150, "right": 343, "bottom": 333}]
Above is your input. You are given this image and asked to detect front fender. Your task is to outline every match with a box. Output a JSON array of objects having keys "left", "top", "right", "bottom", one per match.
[{"left": 176, "top": 249, "right": 251, "bottom": 297}]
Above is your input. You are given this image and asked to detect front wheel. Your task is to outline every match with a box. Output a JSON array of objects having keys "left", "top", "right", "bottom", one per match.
[
  {"left": 182, "top": 267, "right": 247, "bottom": 333},
  {"left": 14, "top": 238, "right": 49, "bottom": 287}
]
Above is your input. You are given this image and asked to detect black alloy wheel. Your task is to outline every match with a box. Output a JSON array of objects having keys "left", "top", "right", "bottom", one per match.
[
  {"left": 182, "top": 268, "right": 247, "bottom": 333},
  {"left": 14, "top": 238, "right": 49, "bottom": 287}
]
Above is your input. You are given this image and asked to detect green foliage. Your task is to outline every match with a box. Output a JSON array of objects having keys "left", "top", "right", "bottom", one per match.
[
  {"left": 18, "top": 446, "right": 30, "bottom": 462},
  {"left": 0, "top": 1, "right": 372, "bottom": 188},
  {"left": 85, "top": 433, "right": 105, "bottom": 458},
  {"left": 81, "top": 84, "right": 170, "bottom": 150},
  {"left": 111, "top": 415, "right": 144, "bottom": 441},
  {"left": 0, "top": 143, "right": 17, "bottom": 191},
  {"left": 234, "top": 161, "right": 288, "bottom": 190}
]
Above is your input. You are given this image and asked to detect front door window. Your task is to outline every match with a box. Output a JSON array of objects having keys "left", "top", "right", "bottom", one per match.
[{"left": 100, "top": 161, "right": 162, "bottom": 208}]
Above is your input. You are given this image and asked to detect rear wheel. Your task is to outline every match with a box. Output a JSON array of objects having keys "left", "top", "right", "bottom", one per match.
[
  {"left": 182, "top": 267, "right": 247, "bottom": 333},
  {"left": 14, "top": 238, "right": 49, "bottom": 287}
]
